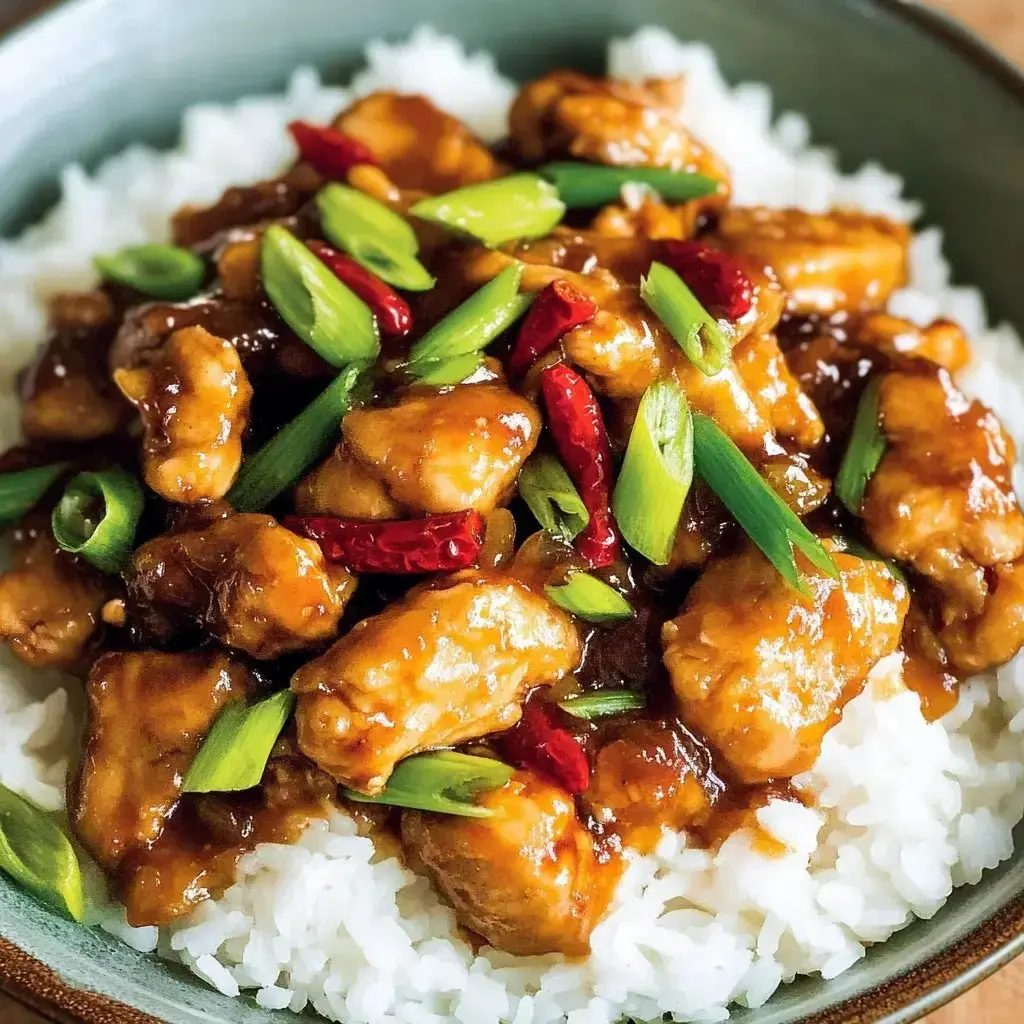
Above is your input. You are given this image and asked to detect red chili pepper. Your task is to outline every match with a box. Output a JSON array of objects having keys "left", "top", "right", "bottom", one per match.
[
  {"left": 306, "top": 241, "right": 412, "bottom": 338},
  {"left": 284, "top": 511, "right": 484, "bottom": 574},
  {"left": 288, "top": 121, "right": 378, "bottom": 179},
  {"left": 658, "top": 241, "right": 754, "bottom": 321},
  {"left": 540, "top": 363, "right": 621, "bottom": 568},
  {"left": 507, "top": 279, "right": 597, "bottom": 377},
  {"left": 499, "top": 700, "right": 590, "bottom": 795}
]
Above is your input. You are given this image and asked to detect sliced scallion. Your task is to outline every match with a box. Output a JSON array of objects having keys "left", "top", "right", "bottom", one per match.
[
  {"left": 612, "top": 380, "right": 693, "bottom": 565},
  {"left": 0, "top": 782, "right": 85, "bottom": 921},
  {"left": 229, "top": 363, "right": 365, "bottom": 512},
  {"left": 94, "top": 243, "right": 205, "bottom": 301},
  {"left": 559, "top": 690, "right": 647, "bottom": 720},
  {"left": 410, "top": 353, "right": 485, "bottom": 386},
  {"left": 183, "top": 690, "right": 296, "bottom": 794},
  {"left": 545, "top": 573, "right": 633, "bottom": 624},
  {"left": 539, "top": 162, "right": 721, "bottom": 208},
  {"left": 835, "top": 378, "right": 887, "bottom": 515},
  {"left": 261, "top": 225, "right": 380, "bottom": 367},
  {"left": 642, "top": 260, "right": 731, "bottom": 376},
  {"left": 51, "top": 468, "right": 144, "bottom": 574},
  {"left": 410, "top": 174, "right": 565, "bottom": 248},
  {"left": 518, "top": 454, "right": 589, "bottom": 543},
  {"left": 0, "top": 463, "right": 68, "bottom": 527},
  {"left": 691, "top": 412, "right": 839, "bottom": 593},
  {"left": 343, "top": 751, "right": 515, "bottom": 818}
]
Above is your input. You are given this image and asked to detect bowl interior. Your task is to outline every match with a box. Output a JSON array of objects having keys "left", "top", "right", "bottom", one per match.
[{"left": 1, "top": 0, "right": 1023, "bottom": 1022}]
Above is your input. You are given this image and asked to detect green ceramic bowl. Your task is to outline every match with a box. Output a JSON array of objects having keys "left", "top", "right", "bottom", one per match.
[{"left": 1, "top": 0, "right": 1023, "bottom": 1021}]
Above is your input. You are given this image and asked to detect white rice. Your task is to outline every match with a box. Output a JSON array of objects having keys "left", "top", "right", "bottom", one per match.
[{"left": 1, "top": 23, "right": 1024, "bottom": 1024}]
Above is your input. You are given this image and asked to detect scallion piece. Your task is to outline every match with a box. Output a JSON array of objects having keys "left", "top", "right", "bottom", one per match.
[
  {"left": 539, "top": 162, "right": 721, "bottom": 208},
  {"left": 612, "top": 380, "right": 693, "bottom": 565},
  {"left": 518, "top": 455, "right": 589, "bottom": 543},
  {"left": 261, "top": 224, "right": 380, "bottom": 367},
  {"left": 641, "top": 260, "right": 731, "bottom": 376},
  {"left": 183, "top": 690, "right": 296, "bottom": 794},
  {"left": 51, "top": 468, "right": 144, "bottom": 574},
  {"left": 410, "top": 174, "right": 565, "bottom": 248},
  {"left": 0, "top": 463, "right": 68, "bottom": 527},
  {"left": 229, "top": 364, "right": 365, "bottom": 512},
  {"left": 94, "top": 243, "right": 205, "bottom": 301},
  {"left": 316, "top": 184, "right": 435, "bottom": 292},
  {"left": 835, "top": 379, "right": 887, "bottom": 515},
  {"left": 691, "top": 413, "right": 839, "bottom": 593},
  {"left": 0, "top": 782, "right": 85, "bottom": 922},
  {"left": 545, "top": 573, "right": 633, "bottom": 624},
  {"left": 560, "top": 690, "right": 647, "bottom": 720},
  {"left": 410, "top": 353, "right": 485, "bottom": 386},
  {"left": 343, "top": 751, "right": 515, "bottom": 818}
]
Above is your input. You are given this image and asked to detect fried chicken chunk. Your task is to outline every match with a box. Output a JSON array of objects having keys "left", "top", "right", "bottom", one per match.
[
  {"left": 295, "top": 442, "right": 402, "bottom": 519},
  {"left": 402, "top": 769, "right": 614, "bottom": 955},
  {"left": 127, "top": 514, "right": 355, "bottom": 659},
  {"left": 292, "top": 570, "right": 581, "bottom": 793},
  {"left": 662, "top": 544, "right": 908, "bottom": 782},
  {"left": 852, "top": 314, "right": 972, "bottom": 373},
  {"left": 114, "top": 326, "right": 253, "bottom": 503}
]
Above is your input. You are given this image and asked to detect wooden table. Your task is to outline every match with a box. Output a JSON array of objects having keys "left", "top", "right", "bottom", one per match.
[{"left": 0, "top": 0, "right": 1023, "bottom": 1021}]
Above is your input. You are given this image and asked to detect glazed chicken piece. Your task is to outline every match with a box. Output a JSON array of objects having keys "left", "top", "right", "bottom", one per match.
[
  {"left": 334, "top": 92, "right": 501, "bottom": 194},
  {"left": 852, "top": 314, "right": 972, "bottom": 373},
  {"left": 114, "top": 325, "right": 253, "bottom": 503},
  {"left": 402, "top": 769, "right": 614, "bottom": 955},
  {"left": 716, "top": 207, "right": 910, "bottom": 315},
  {"left": 0, "top": 520, "right": 111, "bottom": 672},
  {"left": 21, "top": 291, "right": 130, "bottom": 442},
  {"left": 292, "top": 570, "right": 581, "bottom": 792},
  {"left": 73, "top": 649, "right": 252, "bottom": 871},
  {"left": 662, "top": 543, "right": 908, "bottom": 782},
  {"left": 295, "top": 442, "right": 402, "bottom": 519}
]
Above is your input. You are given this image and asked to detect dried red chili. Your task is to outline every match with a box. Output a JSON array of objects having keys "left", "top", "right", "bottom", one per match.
[
  {"left": 307, "top": 241, "right": 412, "bottom": 338},
  {"left": 658, "top": 240, "right": 754, "bottom": 321},
  {"left": 498, "top": 700, "right": 590, "bottom": 795},
  {"left": 284, "top": 510, "right": 484, "bottom": 574},
  {"left": 288, "top": 121, "right": 378, "bottom": 179},
  {"left": 540, "top": 363, "right": 621, "bottom": 568},
  {"left": 507, "top": 279, "right": 597, "bottom": 377}
]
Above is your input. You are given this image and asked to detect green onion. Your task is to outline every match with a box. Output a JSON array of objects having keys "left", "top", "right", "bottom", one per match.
[
  {"left": 410, "top": 174, "right": 565, "bottom": 248},
  {"left": 410, "top": 353, "right": 485, "bottom": 386},
  {"left": 0, "top": 463, "right": 68, "bottom": 527},
  {"left": 261, "top": 225, "right": 380, "bottom": 367},
  {"left": 0, "top": 783, "right": 85, "bottom": 922},
  {"left": 183, "top": 690, "right": 296, "bottom": 794},
  {"left": 545, "top": 573, "right": 633, "bottom": 624},
  {"left": 559, "top": 689, "right": 647, "bottom": 720},
  {"left": 316, "top": 184, "right": 435, "bottom": 292},
  {"left": 229, "top": 364, "right": 364, "bottom": 512},
  {"left": 518, "top": 455, "right": 589, "bottom": 542},
  {"left": 641, "top": 260, "right": 731, "bottom": 376},
  {"left": 539, "top": 162, "right": 721, "bottom": 208},
  {"left": 343, "top": 751, "right": 515, "bottom": 818},
  {"left": 835, "top": 379, "right": 887, "bottom": 515},
  {"left": 51, "top": 468, "right": 144, "bottom": 574},
  {"left": 406, "top": 263, "right": 530, "bottom": 375},
  {"left": 612, "top": 380, "right": 693, "bottom": 565},
  {"left": 691, "top": 413, "right": 839, "bottom": 594},
  {"left": 94, "top": 243, "right": 205, "bottom": 301}
]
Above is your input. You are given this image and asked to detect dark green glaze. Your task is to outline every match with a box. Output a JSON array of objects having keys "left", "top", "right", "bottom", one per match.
[{"left": 0, "top": 1, "right": 1022, "bottom": 1022}]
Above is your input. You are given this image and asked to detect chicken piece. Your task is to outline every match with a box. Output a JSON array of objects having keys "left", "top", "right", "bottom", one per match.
[
  {"left": 593, "top": 196, "right": 701, "bottom": 241},
  {"left": 295, "top": 442, "right": 403, "bottom": 519},
  {"left": 21, "top": 291, "right": 130, "bottom": 442},
  {"left": 114, "top": 326, "right": 253, "bottom": 503},
  {"left": 940, "top": 562, "right": 1024, "bottom": 672},
  {"left": 662, "top": 543, "right": 908, "bottom": 782},
  {"left": 0, "top": 521, "right": 110, "bottom": 672},
  {"left": 334, "top": 93, "right": 500, "bottom": 194},
  {"left": 341, "top": 384, "right": 541, "bottom": 515},
  {"left": 73, "top": 650, "right": 252, "bottom": 870},
  {"left": 852, "top": 314, "right": 972, "bottom": 373},
  {"left": 216, "top": 236, "right": 262, "bottom": 302},
  {"left": 127, "top": 514, "right": 355, "bottom": 659},
  {"left": 402, "top": 769, "right": 614, "bottom": 955},
  {"left": 716, "top": 207, "right": 909, "bottom": 315},
  {"left": 292, "top": 570, "right": 581, "bottom": 792}
]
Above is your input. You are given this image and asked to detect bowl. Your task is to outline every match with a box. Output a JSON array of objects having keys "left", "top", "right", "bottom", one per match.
[{"left": 0, "top": 0, "right": 1023, "bottom": 1021}]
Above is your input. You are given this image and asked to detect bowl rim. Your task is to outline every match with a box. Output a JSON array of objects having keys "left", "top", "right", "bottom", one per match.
[{"left": 0, "top": 0, "right": 1022, "bottom": 1022}]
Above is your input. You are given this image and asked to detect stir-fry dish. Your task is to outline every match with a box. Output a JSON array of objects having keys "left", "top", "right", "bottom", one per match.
[{"left": 3, "top": 70, "right": 1023, "bottom": 959}]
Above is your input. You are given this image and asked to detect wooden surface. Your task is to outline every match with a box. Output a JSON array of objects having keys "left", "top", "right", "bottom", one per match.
[{"left": 0, "top": 0, "right": 1023, "bottom": 1022}]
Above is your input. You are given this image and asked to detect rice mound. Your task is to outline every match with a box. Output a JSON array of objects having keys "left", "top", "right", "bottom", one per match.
[{"left": 1, "top": 24, "right": 1024, "bottom": 1024}]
